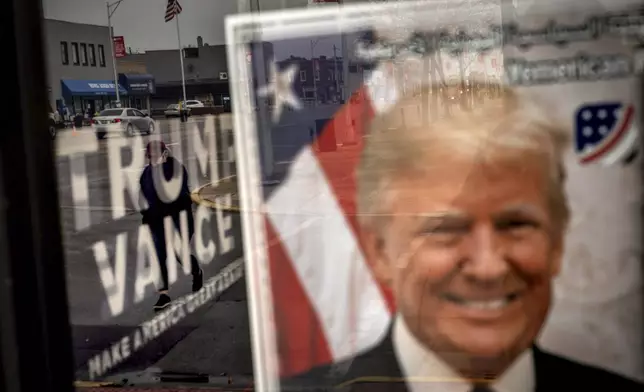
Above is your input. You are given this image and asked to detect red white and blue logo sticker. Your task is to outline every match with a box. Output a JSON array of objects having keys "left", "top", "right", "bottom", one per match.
[{"left": 574, "top": 102, "right": 639, "bottom": 165}]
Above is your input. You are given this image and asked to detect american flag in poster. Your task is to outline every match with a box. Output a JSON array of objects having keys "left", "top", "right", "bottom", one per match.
[
  {"left": 226, "top": 0, "right": 503, "bottom": 383},
  {"left": 249, "top": 30, "right": 392, "bottom": 379},
  {"left": 574, "top": 102, "right": 638, "bottom": 165}
]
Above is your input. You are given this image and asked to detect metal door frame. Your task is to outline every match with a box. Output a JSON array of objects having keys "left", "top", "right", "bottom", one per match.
[{"left": 0, "top": 0, "right": 74, "bottom": 391}]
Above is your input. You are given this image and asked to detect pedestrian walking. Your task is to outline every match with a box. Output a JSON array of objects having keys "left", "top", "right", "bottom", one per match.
[{"left": 139, "top": 140, "right": 204, "bottom": 312}]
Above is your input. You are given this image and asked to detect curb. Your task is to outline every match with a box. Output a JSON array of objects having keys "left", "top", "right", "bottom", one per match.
[
  {"left": 74, "top": 381, "right": 119, "bottom": 388},
  {"left": 191, "top": 176, "right": 241, "bottom": 213}
]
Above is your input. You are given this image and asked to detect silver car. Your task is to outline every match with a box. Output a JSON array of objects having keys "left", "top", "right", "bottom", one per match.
[
  {"left": 182, "top": 100, "right": 205, "bottom": 108},
  {"left": 164, "top": 104, "right": 180, "bottom": 118},
  {"left": 164, "top": 104, "right": 191, "bottom": 118},
  {"left": 92, "top": 108, "right": 156, "bottom": 139}
]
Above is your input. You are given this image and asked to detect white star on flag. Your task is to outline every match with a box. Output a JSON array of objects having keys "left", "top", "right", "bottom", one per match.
[{"left": 257, "top": 60, "right": 302, "bottom": 122}]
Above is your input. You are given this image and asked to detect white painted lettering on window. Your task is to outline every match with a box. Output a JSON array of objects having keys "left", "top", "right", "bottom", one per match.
[
  {"left": 93, "top": 234, "right": 127, "bottom": 317},
  {"left": 135, "top": 224, "right": 161, "bottom": 303}
]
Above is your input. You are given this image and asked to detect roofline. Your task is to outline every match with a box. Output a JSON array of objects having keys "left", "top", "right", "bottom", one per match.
[
  {"left": 44, "top": 18, "right": 109, "bottom": 29},
  {"left": 144, "top": 45, "right": 226, "bottom": 54},
  {"left": 156, "top": 79, "right": 230, "bottom": 86}
]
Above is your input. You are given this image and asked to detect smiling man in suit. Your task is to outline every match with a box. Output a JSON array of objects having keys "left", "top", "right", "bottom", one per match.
[{"left": 284, "top": 83, "right": 643, "bottom": 392}]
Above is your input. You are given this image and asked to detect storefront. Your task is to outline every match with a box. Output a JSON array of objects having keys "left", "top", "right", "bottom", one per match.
[
  {"left": 60, "top": 79, "right": 128, "bottom": 115},
  {"left": 153, "top": 79, "right": 230, "bottom": 112},
  {"left": 118, "top": 73, "right": 155, "bottom": 112}
]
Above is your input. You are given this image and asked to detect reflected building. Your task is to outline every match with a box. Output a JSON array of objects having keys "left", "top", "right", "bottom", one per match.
[
  {"left": 43, "top": 19, "right": 124, "bottom": 115},
  {"left": 277, "top": 55, "right": 345, "bottom": 104}
]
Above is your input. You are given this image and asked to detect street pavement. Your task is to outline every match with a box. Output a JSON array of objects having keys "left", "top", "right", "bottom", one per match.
[{"left": 54, "top": 116, "right": 253, "bottom": 383}]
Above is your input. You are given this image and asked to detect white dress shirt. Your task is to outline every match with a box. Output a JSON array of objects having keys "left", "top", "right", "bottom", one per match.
[{"left": 393, "top": 315, "right": 535, "bottom": 392}]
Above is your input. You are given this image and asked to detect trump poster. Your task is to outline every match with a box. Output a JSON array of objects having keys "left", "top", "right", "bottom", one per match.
[{"left": 226, "top": 1, "right": 643, "bottom": 390}]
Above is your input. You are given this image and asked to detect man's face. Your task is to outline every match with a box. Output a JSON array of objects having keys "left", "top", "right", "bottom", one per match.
[
  {"left": 148, "top": 148, "right": 166, "bottom": 166},
  {"left": 363, "top": 153, "right": 563, "bottom": 369}
]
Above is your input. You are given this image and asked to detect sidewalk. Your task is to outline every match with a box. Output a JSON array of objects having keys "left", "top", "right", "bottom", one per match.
[{"left": 83, "top": 279, "right": 254, "bottom": 390}]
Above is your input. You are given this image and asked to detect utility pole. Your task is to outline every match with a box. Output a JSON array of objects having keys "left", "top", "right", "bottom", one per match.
[
  {"left": 310, "top": 37, "right": 330, "bottom": 106},
  {"left": 106, "top": 0, "right": 125, "bottom": 107},
  {"left": 175, "top": 13, "right": 187, "bottom": 109},
  {"left": 310, "top": 40, "right": 318, "bottom": 106},
  {"left": 333, "top": 44, "right": 340, "bottom": 101}
]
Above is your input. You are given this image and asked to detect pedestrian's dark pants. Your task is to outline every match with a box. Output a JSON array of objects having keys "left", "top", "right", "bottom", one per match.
[{"left": 151, "top": 209, "right": 201, "bottom": 292}]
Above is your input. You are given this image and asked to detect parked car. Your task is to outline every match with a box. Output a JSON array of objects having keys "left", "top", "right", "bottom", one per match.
[
  {"left": 92, "top": 108, "right": 156, "bottom": 139},
  {"left": 48, "top": 112, "right": 58, "bottom": 140},
  {"left": 164, "top": 104, "right": 191, "bottom": 118},
  {"left": 48, "top": 111, "right": 65, "bottom": 140},
  {"left": 181, "top": 100, "right": 205, "bottom": 108}
]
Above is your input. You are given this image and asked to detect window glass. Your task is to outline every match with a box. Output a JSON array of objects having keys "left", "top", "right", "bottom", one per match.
[
  {"left": 47, "top": 2, "right": 245, "bottom": 388},
  {"left": 71, "top": 42, "right": 79, "bottom": 65},
  {"left": 98, "top": 44, "right": 105, "bottom": 67},
  {"left": 80, "top": 43, "right": 88, "bottom": 66},
  {"left": 24, "top": 1, "right": 644, "bottom": 391},
  {"left": 88, "top": 44, "right": 96, "bottom": 66},
  {"left": 60, "top": 42, "right": 68, "bottom": 65},
  {"left": 227, "top": 0, "right": 644, "bottom": 389},
  {"left": 99, "top": 109, "right": 123, "bottom": 116}
]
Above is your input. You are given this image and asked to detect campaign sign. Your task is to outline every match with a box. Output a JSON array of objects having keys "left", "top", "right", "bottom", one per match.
[{"left": 226, "top": 1, "right": 643, "bottom": 390}]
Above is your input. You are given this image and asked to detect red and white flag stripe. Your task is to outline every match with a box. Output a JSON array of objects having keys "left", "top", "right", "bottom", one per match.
[
  {"left": 264, "top": 63, "right": 402, "bottom": 377},
  {"left": 164, "top": 0, "right": 183, "bottom": 23}
]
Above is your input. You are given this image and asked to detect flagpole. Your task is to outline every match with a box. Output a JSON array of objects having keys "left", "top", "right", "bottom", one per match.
[{"left": 175, "top": 13, "right": 187, "bottom": 106}]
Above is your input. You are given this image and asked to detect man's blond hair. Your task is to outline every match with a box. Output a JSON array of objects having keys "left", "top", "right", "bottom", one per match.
[{"left": 356, "top": 82, "right": 571, "bottom": 235}]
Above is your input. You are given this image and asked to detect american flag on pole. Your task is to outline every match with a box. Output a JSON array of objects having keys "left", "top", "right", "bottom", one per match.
[
  {"left": 164, "top": 0, "right": 182, "bottom": 23},
  {"left": 226, "top": 0, "right": 501, "bottom": 381}
]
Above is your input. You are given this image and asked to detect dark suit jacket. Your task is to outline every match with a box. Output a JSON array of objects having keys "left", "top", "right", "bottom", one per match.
[{"left": 282, "top": 332, "right": 643, "bottom": 391}]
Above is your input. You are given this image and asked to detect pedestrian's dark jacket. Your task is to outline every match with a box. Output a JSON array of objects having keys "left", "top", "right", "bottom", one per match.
[{"left": 139, "top": 156, "right": 193, "bottom": 232}]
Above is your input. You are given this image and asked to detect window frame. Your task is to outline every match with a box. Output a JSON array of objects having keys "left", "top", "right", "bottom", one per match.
[{"left": 3, "top": 1, "right": 75, "bottom": 392}]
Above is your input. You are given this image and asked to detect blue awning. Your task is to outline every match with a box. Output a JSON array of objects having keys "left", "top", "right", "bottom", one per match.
[
  {"left": 118, "top": 74, "right": 156, "bottom": 95},
  {"left": 61, "top": 79, "right": 128, "bottom": 98}
]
